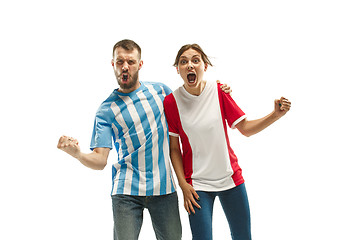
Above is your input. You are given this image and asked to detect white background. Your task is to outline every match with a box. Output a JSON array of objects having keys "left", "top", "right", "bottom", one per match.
[{"left": 1, "top": 0, "right": 359, "bottom": 239}]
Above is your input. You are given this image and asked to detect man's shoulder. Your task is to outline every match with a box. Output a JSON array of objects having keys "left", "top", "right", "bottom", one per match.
[
  {"left": 142, "top": 81, "right": 172, "bottom": 95},
  {"left": 96, "top": 90, "right": 118, "bottom": 112},
  {"left": 143, "top": 81, "right": 168, "bottom": 88},
  {"left": 99, "top": 90, "right": 117, "bottom": 104}
]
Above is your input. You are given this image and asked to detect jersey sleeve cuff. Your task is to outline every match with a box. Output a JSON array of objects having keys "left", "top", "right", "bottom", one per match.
[
  {"left": 231, "top": 115, "right": 247, "bottom": 129},
  {"left": 90, "top": 145, "right": 113, "bottom": 151},
  {"left": 169, "top": 132, "right": 180, "bottom": 137}
]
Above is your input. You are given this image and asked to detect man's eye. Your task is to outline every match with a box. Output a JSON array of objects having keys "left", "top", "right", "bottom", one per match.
[
  {"left": 128, "top": 60, "right": 135, "bottom": 65},
  {"left": 117, "top": 60, "right": 123, "bottom": 65}
]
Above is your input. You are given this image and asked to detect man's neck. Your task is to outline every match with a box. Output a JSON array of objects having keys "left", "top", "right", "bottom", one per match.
[{"left": 117, "top": 81, "right": 141, "bottom": 94}]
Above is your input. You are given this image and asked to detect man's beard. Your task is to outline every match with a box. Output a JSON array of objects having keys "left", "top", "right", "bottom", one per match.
[{"left": 117, "top": 70, "right": 139, "bottom": 90}]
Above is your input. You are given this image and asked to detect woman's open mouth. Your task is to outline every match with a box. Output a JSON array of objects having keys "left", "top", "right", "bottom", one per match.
[{"left": 187, "top": 72, "right": 196, "bottom": 83}]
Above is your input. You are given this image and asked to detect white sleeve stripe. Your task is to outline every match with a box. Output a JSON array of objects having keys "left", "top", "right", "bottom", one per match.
[
  {"left": 169, "top": 132, "right": 180, "bottom": 137},
  {"left": 231, "top": 115, "right": 247, "bottom": 129}
]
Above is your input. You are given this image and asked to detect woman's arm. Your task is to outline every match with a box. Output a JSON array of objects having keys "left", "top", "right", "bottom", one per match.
[
  {"left": 236, "top": 97, "right": 291, "bottom": 137},
  {"left": 169, "top": 136, "right": 200, "bottom": 214},
  {"left": 57, "top": 135, "right": 110, "bottom": 170}
]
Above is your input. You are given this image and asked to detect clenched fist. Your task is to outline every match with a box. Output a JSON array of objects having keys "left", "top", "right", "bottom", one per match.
[
  {"left": 274, "top": 97, "right": 291, "bottom": 118},
  {"left": 57, "top": 135, "right": 81, "bottom": 159}
]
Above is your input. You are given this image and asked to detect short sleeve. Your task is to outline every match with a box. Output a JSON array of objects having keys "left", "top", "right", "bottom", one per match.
[
  {"left": 90, "top": 106, "right": 113, "bottom": 150},
  {"left": 163, "top": 94, "right": 180, "bottom": 137},
  {"left": 162, "top": 83, "right": 173, "bottom": 96},
  {"left": 217, "top": 83, "right": 246, "bottom": 129}
]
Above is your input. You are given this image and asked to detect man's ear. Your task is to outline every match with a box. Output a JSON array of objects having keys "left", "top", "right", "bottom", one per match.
[
  {"left": 138, "top": 60, "right": 144, "bottom": 70},
  {"left": 111, "top": 59, "right": 114, "bottom": 67}
]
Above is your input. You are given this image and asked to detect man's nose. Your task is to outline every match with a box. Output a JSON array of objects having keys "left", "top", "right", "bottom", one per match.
[{"left": 122, "top": 62, "right": 129, "bottom": 71}]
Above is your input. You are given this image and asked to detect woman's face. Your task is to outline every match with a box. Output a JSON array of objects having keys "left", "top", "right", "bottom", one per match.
[{"left": 176, "top": 48, "right": 208, "bottom": 92}]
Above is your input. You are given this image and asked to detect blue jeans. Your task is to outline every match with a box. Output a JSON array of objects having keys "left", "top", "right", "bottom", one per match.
[
  {"left": 112, "top": 192, "right": 182, "bottom": 240},
  {"left": 189, "top": 183, "right": 251, "bottom": 240}
]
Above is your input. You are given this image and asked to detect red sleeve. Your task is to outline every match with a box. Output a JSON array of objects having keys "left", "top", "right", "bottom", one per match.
[
  {"left": 163, "top": 93, "right": 180, "bottom": 136},
  {"left": 217, "top": 83, "right": 246, "bottom": 129}
]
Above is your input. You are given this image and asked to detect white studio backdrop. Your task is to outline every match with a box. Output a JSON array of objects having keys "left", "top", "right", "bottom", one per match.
[{"left": 1, "top": 0, "right": 359, "bottom": 239}]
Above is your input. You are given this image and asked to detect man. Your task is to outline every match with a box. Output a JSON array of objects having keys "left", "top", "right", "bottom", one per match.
[{"left": 57, "top": 39, "right": 182, "bottom": 240}]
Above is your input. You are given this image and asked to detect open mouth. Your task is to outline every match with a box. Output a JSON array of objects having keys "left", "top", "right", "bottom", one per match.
[
  {"left": 122, "top": 73, "right": 129, "bottom": 82},
  {"left": 187, "top": 72, "right": 196, "bottom": 83}
]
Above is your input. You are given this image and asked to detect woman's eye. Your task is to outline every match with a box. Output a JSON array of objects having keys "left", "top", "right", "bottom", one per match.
[
  {"left": 180, "top": 60, "right": 187, "bottom": 64},
  {"left": 193, "top": 59, "right": 200, "bottom": 63}
]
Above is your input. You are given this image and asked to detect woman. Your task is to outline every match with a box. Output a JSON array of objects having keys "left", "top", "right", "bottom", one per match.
[{"left": 163, "top": 44, "right": 291, "bottom": 240}]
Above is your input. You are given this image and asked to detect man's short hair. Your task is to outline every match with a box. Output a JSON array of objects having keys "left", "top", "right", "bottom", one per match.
[{"left": 113, "top": 39, "right": 142, "bottom": 59}]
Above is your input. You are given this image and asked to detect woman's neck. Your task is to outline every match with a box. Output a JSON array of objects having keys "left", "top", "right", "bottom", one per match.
[{"left": 184, "top": 80, "right": 207, "bottom": 96}]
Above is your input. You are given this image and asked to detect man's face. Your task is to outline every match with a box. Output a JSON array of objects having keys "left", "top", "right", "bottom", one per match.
[{"left": 112, "top": 47, "right": 143, "bottom": 93}]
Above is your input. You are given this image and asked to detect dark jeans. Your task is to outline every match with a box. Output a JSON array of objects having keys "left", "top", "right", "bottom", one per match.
[
  {"left": 112, "top": 192, "right": 182, "bottom": 240},
  {"left": 189, "top": 183, "right": 251, "bottom": 240}
]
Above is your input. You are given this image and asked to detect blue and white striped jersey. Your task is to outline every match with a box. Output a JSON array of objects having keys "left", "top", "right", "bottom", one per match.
[{"left": 90, "top": 82, "right": 176, "bottom": 196}]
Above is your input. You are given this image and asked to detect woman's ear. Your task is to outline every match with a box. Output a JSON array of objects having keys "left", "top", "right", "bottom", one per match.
[
  {"left": 204, "top": 63, "right": 208, "bottom": 72},
  {"left": 176, "top": 66, "right": 179, "bottom": 74}
]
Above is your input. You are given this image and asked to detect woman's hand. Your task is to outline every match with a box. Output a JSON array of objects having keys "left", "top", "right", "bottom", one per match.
[
  {"left": 180, "top": 182, "right": 201, "bottom": 214},
  {"left": 216, "top": 80, "right": 232, "bottom": 95},
  {"left": 274, "top": 97, "right": 291, "bottom": 118}
]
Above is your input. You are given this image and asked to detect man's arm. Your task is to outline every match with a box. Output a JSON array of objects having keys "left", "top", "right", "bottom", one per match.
[
  {"left": 236, "top": 97, "right": 291, "bottom": 137},
  {"left": 57, "top": 135, "right": 110, "bottom": 170}
]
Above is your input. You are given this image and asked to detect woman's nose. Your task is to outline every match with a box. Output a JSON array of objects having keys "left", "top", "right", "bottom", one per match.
[{"left": 187, "top": 63, "right": 194, "bottom": 70}]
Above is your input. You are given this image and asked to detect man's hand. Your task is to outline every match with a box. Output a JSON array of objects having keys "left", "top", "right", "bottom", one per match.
[{"left": 57, "top": 135, "right": 81, "bottom": 159}]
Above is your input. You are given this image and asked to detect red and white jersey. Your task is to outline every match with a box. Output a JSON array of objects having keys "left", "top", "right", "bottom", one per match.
[{"left": 164, "top": 81, "right": 247, "bottom": 191}]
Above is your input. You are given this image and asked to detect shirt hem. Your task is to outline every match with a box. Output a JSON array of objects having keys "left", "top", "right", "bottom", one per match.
[
  {"left": 192, "top": 179, "right": 245, "bottom": 192},
  {"left": 111, "top": 189, "right": 177, "bottom": 197}
]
